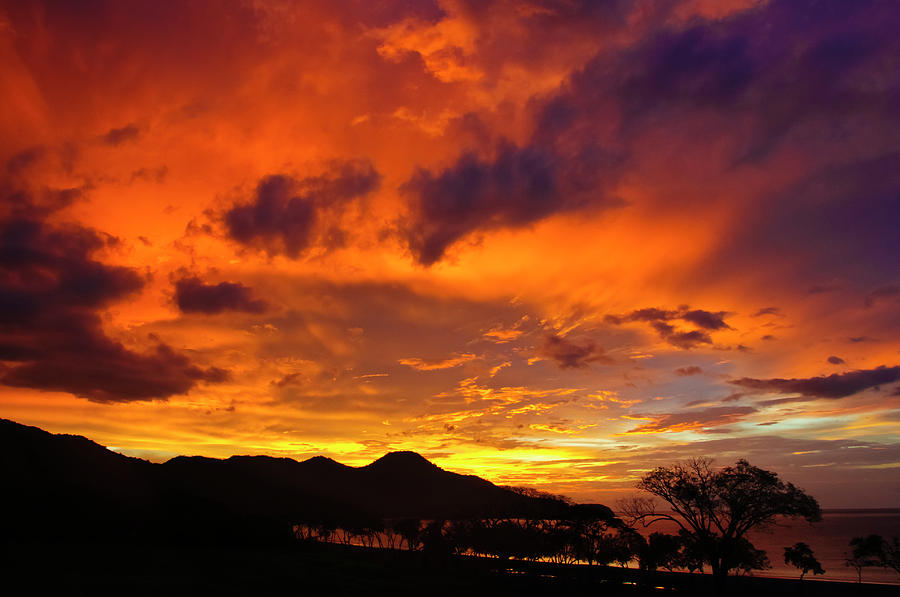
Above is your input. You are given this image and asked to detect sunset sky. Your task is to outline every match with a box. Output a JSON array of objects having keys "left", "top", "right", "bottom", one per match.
[{"left": 1, "top": 0, "right": 898, "bottom": 508}]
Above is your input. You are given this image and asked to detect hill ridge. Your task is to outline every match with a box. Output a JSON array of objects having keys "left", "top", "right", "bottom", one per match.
[{"left": 0, "top": 417, "right": 570, "bottom": 545}]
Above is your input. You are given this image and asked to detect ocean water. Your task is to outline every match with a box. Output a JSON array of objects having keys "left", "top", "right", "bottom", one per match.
[{"left": 637, "top": 510, "right": 900, "bottom": 584}]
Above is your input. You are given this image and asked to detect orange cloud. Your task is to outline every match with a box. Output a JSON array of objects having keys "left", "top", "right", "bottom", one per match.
[
  {"left": 398, "top": 353, "right": 478, "bottom": 371},
  {"left": 621, "top": 407, "right": 758, "bottom": 435}
]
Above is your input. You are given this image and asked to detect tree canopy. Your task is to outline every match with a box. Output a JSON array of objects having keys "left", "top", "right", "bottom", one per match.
[
  {"left": 784, "top": 542, "right": 825, "bottom": 579},
  {"left": 622, "top": 458, "right": 821, "bottom": 591}
]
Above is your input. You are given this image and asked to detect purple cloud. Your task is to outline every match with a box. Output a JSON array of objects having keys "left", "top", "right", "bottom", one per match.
[
  {"left": 225, "top": 160, "right": 380, "bottom": 258},
  {"left": 174, "top": 276, "right": 267, "bottom": 314},
  {"left": 537, "top": 334, "right": 612, "bottom": 369},
  {"left": 732, "top": 366, "right": 900, "bottom": 400}
]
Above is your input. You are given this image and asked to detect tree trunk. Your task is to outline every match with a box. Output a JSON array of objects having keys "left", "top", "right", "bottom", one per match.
[{"left": 710, "top": 560, "right": 728, "bottom": 597}]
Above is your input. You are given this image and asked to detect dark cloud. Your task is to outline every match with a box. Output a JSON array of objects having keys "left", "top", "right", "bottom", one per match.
[
  {"left": 731, "top": 365, "right": 900, "bottom": 400},
  {"left": 675, "top": 366, "right": 702, "bottom": 376},
  {"left": 752, "top": 307, "right": 781, "bottom": 317},
  {"left": 865, "top": 284, "right": 900, "bottom": 307},
  {"left": 606, "top": 306, "right": 729, "bottom": 329},
  {"left": 174, "top": 276, "right": 267, "bottom": 314},
  {"left": 666, "top": 329, "right": 712, "bottom": 350},
  {"left": 100, "top": 123, "right": 140, "bottom": 146},
  {"left": 401, "top": 141, "right": 622, "bottom": 265},
  {"left": 395, "top": 2, "right": 642, "bottom": 264},
  {"left": 623, "top": 406, "right": 756, "bottom": 434},
  {"left": 808, "top": 284, "right": 840, "bottom": 295},
  {"left": 272, "top": 372, "right": 305, "bottom": 388},
  {"left": 681, "top": 309, "right": 730, "bottom": 330},
  {"left": 400, "top": 0, "right": 900, "bottom": 272},
  {"left": 3, "top": 333, "right": 229, "bottom": 402},
  {"left": 347, "top": 0, "right": 445, "bottom": 27},
  {"left": 756, "top": 396, "right": 814, "bottom": 408},
  {"left": 658, "top": 1, "right": 900, "bottom": 290},
  {"left": 5, "top": 146, "right": 48, "bottom": 174},
  {"left": 605, "top": 305, "right": 721, "bottom": 349},
  {"left": 611, "top": 0, "right": 900, "bottom": 161},
  {"left": 614, "top": 24, "right": 755, "bottom": 124},
  {"left": 848, "top": 336, "right": 870, "bottom": 343},
  {"left": 129, "top": 166, "right": 168, "bottom": 184},
  {"left": 0, "top": 195, "right": 228, "bottom": 401},
  {"left": 0, "top": 218, "right": 143, "bottom": 316},
  {"left": 225, "top": 160, "right": 380, "bottom": 258},
  {"left": 626, "top": 307, "right": 678, "bottom": 322},
  {"left": 827, "top": 356, "right": 845, "bottom": 365},
  {"left": 2, "top": 144, "right": 88, "bottom": 219},
  {"left": 700, "top": 152, "right": 900, "bottom": 295},
  {"left": 0, "top": 179, "right": 86, "bottom": 220},
  {"left": 537, "top": 334, "right": 612, "bottom": 369}
]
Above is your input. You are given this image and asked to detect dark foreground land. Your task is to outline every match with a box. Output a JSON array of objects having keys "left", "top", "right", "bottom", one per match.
[
  {"left": 3, "top": 420, "right": 897, "bottom": 595},
  {"left": 3, "top": 542, "right": 896, "bottom": 597}
]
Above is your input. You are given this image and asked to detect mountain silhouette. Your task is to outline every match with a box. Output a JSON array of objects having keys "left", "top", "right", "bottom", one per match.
[
  {"left": 366, "top": 450, "right": 436, "bottom": 470},
  {"left": 0, "top": 418, "right": 560, "bottom": 546},
  {"left": 358, "top": 450, "right": 515, "bottom": 518}
]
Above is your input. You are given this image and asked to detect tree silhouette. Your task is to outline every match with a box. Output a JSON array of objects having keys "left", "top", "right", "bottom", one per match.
[
  {"left": 421, "top": 519, "right": 453, "bottom": 561},
  {"left": 393, "top": 518, "right": 422, "bottom": 551},
  {"left": 610, "top": 530, "right": 639, "bottom": 568},
  {"left": 883, "top": 536, "right": 900, "bottom": 576},
  {"left": 846, "top": 534, "right": 886, "bottom": 583},
  {"left": 637, "top": 532, "right": 682, "bottom": 572},
  {"left": 566, "top": 504, "right": 625, "bottom": 566},
  {"left": 445, "top": 518, "right": 473, "bottom": 555},
  {"left": 729, "top": 537, "right": 770, "bottom": 576},
  {"left": 784, "top": 542, "right": 824, "bottom": 580},
  {"left": 622, "top": 458, "right": 821, "bottom": 594},
  {"left": 674, "top": 530, "right": 705, "bottom": 573}
]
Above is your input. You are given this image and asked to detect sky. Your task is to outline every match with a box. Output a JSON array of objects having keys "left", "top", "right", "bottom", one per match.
[{"left": 1, "top": 0, "right": 898, "bottom": 508}]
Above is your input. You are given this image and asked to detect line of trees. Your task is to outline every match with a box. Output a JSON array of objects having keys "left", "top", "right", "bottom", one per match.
[
  {"left": 287, "top": 457, "right": 900, "bottom": 594},
  {"left": 293, "top": 510, "right": 637, "bottom": 565},
  {"left": 293, "top": 511, "right": 723, "bottom": 572},
  {"left": 293, "top": 457, "right": 830, "bottom": 595}
]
